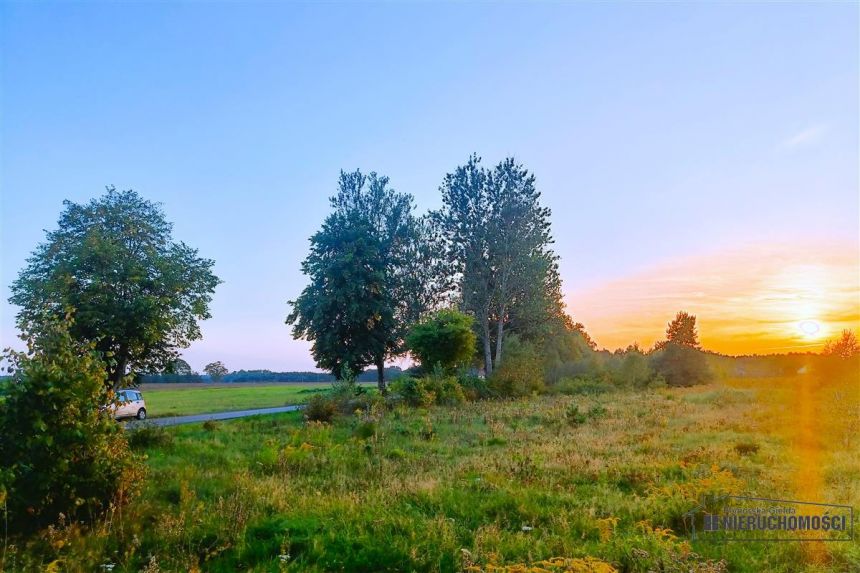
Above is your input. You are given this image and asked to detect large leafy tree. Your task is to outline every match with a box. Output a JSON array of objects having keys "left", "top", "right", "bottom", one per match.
[
  {"left": 287, "top": 170, "right": 440, "bottom": 391},
  {"left": 435, "top": 155, "right": 560, "bottom": 375},
  {"left": 9, "top": 187, "right": 221, "bottom": 388},
  {"left": 204, "top": 361, "right": 229, "bottom": 381}
]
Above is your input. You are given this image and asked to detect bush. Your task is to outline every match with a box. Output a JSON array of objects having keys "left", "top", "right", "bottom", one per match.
[
  {"left": 129, "top": 424, "right": 175, "bottom": 449},
  {"left": 614, "top": 349, "right": 655, "bottom": 388},
  {"left": 0, "top": 319, "right": 143, "bottom": 532},
  {"left": 552, "top": 375, "right": 613, "bottom": 396},
  {"left": 650, "top": 343, "right": 713, "bottom": 387},
  {"left": 304, "top": 394, "right": 338, "bottom": 422},
  {"left": 457, "top": 370, "right": 494, "bottom": 400},
  {"left": 406, "top": 309, "right": 477, "bottom": 374},
  {"left": 488, "top": 335, "right": 545, "bottom": 397},
  {"left": 390, "top": 367, "right": 465, "bottom": 408}
]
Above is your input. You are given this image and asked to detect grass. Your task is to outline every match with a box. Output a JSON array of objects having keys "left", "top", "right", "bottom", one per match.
[
  {"left": 4, "top": 376, "right": 858, "bottom": 572},
  {"left": 140, "top": 383, "right": 372, "bottom": 417}
]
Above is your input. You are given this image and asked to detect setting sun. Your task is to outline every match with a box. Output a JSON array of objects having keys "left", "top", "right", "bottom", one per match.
[
  {"left": 799, "top": 320, "right": 822, "bottom": 338},
  {"left": 568, "top": 241, "right": 860, "bottom": 354}
]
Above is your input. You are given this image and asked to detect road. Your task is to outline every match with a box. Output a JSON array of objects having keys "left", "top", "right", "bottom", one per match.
[{"left": 126, "top": 404, "right": 304, "bottom": 428}]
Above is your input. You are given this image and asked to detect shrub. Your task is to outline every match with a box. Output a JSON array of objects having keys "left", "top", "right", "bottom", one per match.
[
  {"left": 734, "top": 441, "right": 760, "bottom": 456},
  {"left": 488, "top": 335, "right": 545, "bottom": 397},
  {"left": 566, "top": 404, "right": 588, "bottom": 425},
  {"left": 390, "top": 367, "right": 465, "bottom": 408},
  {"left": 129, "top": 424, "right": 175, "bottom": 449},
  {"left": 406, "top": 309, "right": 477, "bottom": 374},
  {"left": 614, "top": 349, "right": 655, "bottom": 388},
  {"left": 458, "top": 370, "right": 494, "bottom": 400},
  {"left": 304, "top": 394, "right": 337, "bottom": 422},
  {"left": 553, "top": 375, "right": 613, "bottom": 396},
  {"left": 650, "top": 342, "right": 713, "bottom": 387},
  {"left": 0, "top": 318, "right": 143, "bottom": 532},
  {"left": 202, "top": 420, "right": 219, "bottom": 432}
]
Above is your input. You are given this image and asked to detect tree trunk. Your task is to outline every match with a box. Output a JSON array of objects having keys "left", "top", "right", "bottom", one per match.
[
  {"left": 110, "top": 355, "right": 127, "bottom": 390},
  {"left": 482, "top": 314, "right": 493, "bottom": 376},
  {"left": 495, "top": 310, "right": 505, "bottom": 368},
  {"left": 376, "top": 355, "right": 387, "bottom": 395}
]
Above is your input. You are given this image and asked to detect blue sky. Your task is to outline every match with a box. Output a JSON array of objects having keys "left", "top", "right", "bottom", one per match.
[{"left": 1, "top": 2, "right": 857, "bottom": 369}]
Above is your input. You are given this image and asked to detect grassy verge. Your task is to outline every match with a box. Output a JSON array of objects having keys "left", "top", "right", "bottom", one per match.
[{"left": 5, "top": 377, "right": 858, "bottom": 572}]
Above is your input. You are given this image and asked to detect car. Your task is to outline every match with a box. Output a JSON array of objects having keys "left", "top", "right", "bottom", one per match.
[{"left": 112, "top": 389, "right": 147, "bottom": 420}]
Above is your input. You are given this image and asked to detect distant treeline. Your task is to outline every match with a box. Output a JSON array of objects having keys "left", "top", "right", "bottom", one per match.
[{"left": 138, "top": 367, "right": 404, "bottom": 384}]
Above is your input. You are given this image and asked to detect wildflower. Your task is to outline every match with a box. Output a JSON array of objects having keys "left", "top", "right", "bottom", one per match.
[{"left": 521, "top": 525, "right": 534, "bottom": 532}]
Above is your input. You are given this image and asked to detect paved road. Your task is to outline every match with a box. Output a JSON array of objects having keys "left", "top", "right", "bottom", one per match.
[{"left": 127, "top": 404, "right": 304, "bottom": 428}]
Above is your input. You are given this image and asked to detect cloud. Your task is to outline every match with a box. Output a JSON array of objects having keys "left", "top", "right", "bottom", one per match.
[{"left": 779, "top": 124, "right": 827, "bottom": 149}]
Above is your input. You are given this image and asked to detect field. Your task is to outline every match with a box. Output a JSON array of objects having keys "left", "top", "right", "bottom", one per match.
[
  {"left": 139, "top": 382, "right": 373, "bottom": 417},
  {"left": 5, "top": 375, "right": 858, "bottom": 572}
]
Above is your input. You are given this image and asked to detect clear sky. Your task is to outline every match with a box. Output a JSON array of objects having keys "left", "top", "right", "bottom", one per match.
[{"left": 1, "top": 2, "right": 858, "bottom": 370}]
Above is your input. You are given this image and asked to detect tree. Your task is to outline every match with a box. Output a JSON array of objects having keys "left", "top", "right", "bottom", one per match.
[
  {"left": 822, "top": 330, "right": 860, "bottom": 359},
  {"left": 204, "top": 361, "right": 228, "bottom": 381},
  {"left": 164, "top": 358, "right": 194, "bottom": 375},
  {"left": 657, "top": 311, "right": 700, "bottom": 350},
  {"left": 0, "top": 316, "right": 143, "bottom": 532},
  {"left": 9, "top": 187, "right": 221, "bottom": 388},
  {"left": 435, "top": 155, "right": 559, "bottom": 375},
  {"left": 406, "top": 309, "right": 477, "bottom": 373},
  {"left": 287, "top": 170, "right": 440, "bottom": 392}
]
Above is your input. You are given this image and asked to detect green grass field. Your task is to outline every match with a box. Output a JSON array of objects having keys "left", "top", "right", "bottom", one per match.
[
  {"left": 10, "top": 376, "right": 857, "bottom": 572},
  {"left": 140, "top": 383, "right": 372, "bottom": 417}
]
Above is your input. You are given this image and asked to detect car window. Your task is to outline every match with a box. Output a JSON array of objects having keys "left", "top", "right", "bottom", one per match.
[
  {"left": 133, "top": 392, "right": 141, "bottom": 401},
  {"left": 117, "top": 391, "right": 127, "bottom": 402}
]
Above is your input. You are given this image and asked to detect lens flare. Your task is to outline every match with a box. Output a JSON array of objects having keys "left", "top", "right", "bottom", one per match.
[{"left": 799, "top": 320, "right": 821, "bottom": 337}]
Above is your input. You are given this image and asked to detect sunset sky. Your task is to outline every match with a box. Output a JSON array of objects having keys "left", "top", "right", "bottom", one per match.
[{"left": 1, "top": 3, "right": 858, "bottom": 369}]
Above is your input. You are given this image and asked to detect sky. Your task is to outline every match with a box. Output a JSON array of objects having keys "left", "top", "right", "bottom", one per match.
[{"left": 1, "top": 2, "right": 858, "bottom": 371}]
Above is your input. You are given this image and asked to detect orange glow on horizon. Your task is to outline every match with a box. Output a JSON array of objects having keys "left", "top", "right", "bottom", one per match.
[{"left": 567, "top": 241, "right": 860, "bottom": 355}]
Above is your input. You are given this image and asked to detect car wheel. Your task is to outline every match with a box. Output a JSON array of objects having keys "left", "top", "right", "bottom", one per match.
[{"left": 137, "top": 408, "right": 147, "bottom": 420}]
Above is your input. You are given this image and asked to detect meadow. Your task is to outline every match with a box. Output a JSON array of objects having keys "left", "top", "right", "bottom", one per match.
[
  {"left": 139, "top": 383, "right": 372, "bottom": 418},
  {"left": 4, "top": 375, "right": 858, "bottom": 572}
]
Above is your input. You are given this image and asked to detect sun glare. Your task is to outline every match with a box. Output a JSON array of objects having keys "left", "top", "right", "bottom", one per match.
[{"left": 799, "top": 320, "right": 822, "bottom": 338}]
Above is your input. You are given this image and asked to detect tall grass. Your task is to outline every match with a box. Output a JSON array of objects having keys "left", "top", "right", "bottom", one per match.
[{"left": 3, "top": 376, "right": 858, "bottom": 572}]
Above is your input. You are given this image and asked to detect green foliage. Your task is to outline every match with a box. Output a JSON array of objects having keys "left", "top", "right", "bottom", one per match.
[
  {"left": 650, "top": 342, "right": 713, "bottom": 387},
  {"left": 457, "top": 371, "right": 494, "bottom": 401},
  {"left": 553, "top": 376, "right": 614, "bottom": 396},
  {"left": 564, "top": 403, "right": 607, "bottom": 426},
  {"left": 287, "top": 171, "right": 441, "bottom": 391},
  {"left": 304, "top": 394, "right": 338, "bottom": 423},
  {"left": 488, "top": 335, "right": 545, "bottom": 397},
  {"left": 204, "top": 360, "right": 229, "bottom": 381},
  {"left": 406, "top": 309, "right": 477, "bottom": 373},
  {"left": 0, "top": 318, "right": 143, "bottom": 532},
  {"left": 128, "top": 424, "right": 175, "bottom": 449},
  {"left": 9, "top": 187, "right": 220, "bottom": 387},
  {"left": 390, "top": 368, "right": 465, "bottom": 408},
  {"left": 434, "top": 155, "right": 561, "bottom": 375},
  {"left": 655, "top": 311, "right": 700, "bottom": 350},
  {"left": 617, "top": 349, "right": 653, "bottom": 388}
]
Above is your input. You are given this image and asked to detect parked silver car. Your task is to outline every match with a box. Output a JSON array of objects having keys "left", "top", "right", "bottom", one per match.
[{"left": 112, "top": 389, "right": 147, "bottom": 420}]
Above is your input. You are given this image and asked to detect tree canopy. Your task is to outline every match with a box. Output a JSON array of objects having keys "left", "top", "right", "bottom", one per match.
[
  {"left": 434, "top": 155, "right": 561, "bottom": 375},
  {"left": 204, "top": 361, "right": 229, "bottom": 381},
  {"left": 287, "top": 170, "right": 439, "bottom": 391},
  {"left": 661, "top": 311, "right": 700, "bottom": 349},
  {"left": 406, "top": 309, "right": 477, "bottom": 373},
  {"left": 9, "top": 187, "right": 220, "bottom": 388}
]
